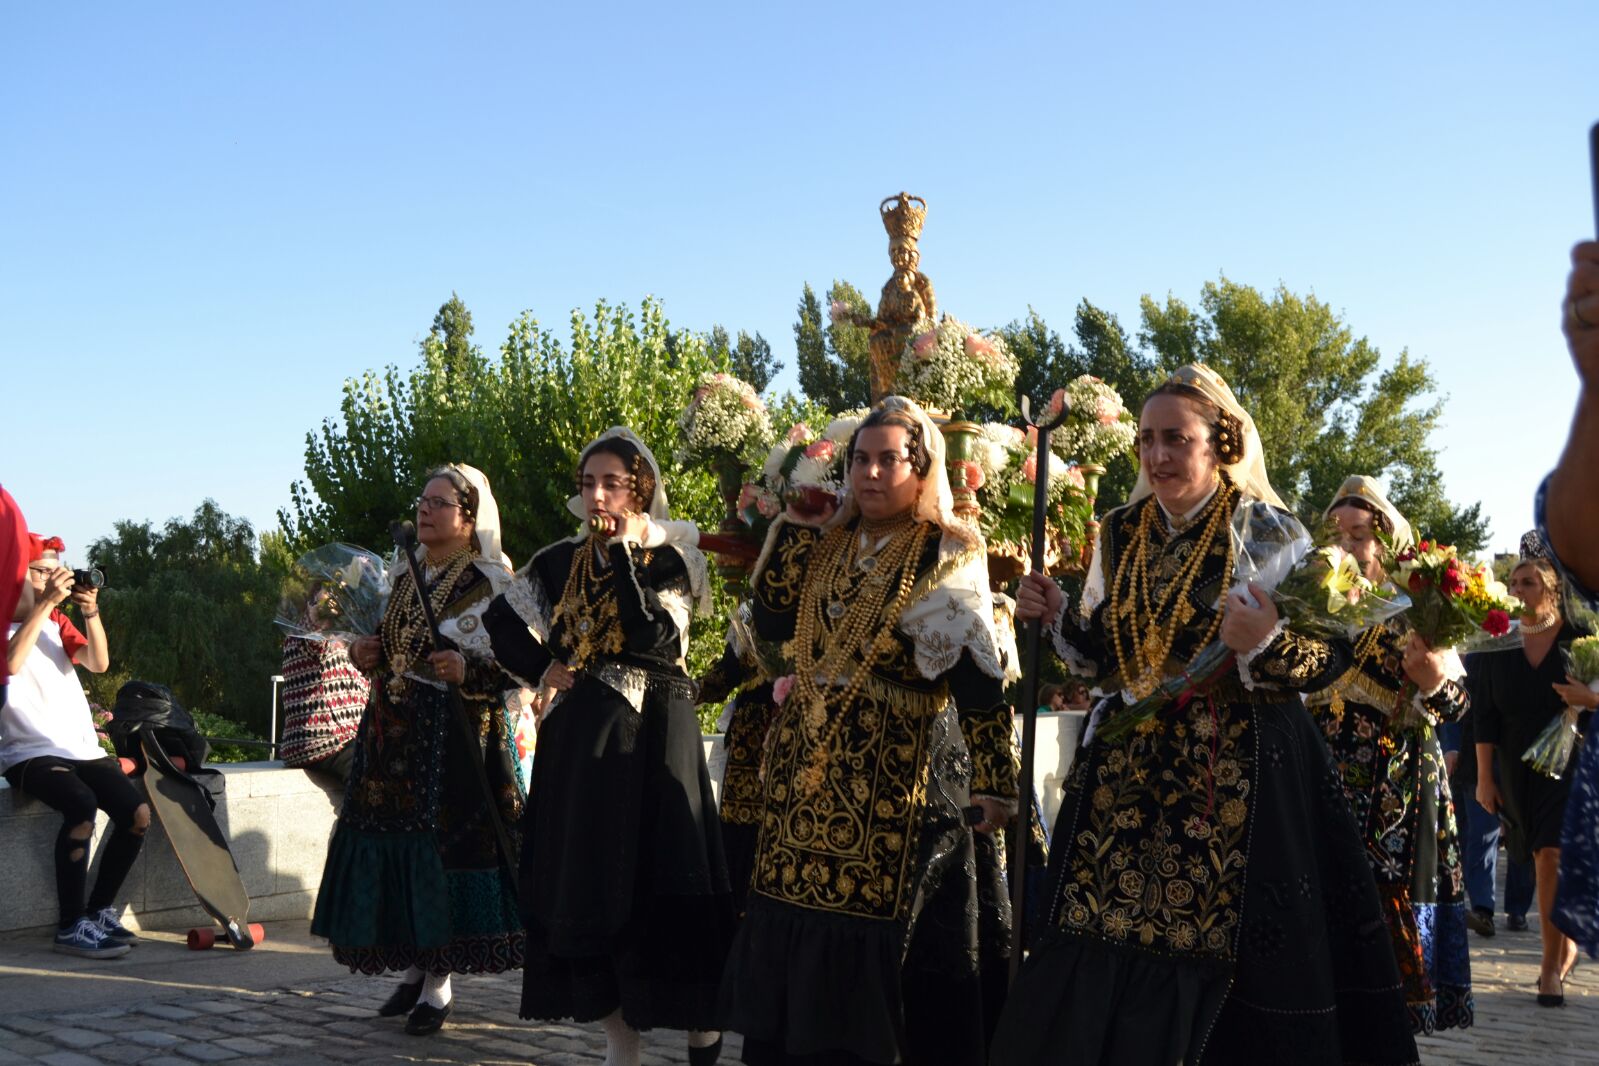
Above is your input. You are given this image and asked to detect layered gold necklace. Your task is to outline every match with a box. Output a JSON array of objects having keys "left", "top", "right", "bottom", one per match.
[
  {"left": 551, "top": 535, "right": 651, "bottom": 670},
  {"left": 1106, "top": 483, "right": 1235, "bottom": 701},
  {"left": 787, "top": 517, "right": 930, "bottom": 795},
  {"left": 1323, "top": 624, "right": 1389, "bottom": 721},
  {"left": 381, "top": 546, "right": 475, "bottom": 684}
]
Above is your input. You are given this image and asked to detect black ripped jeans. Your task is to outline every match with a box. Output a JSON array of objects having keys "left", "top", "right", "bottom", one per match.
[{"left": 5, "top": 756, "right": 147, "bottom": 929}]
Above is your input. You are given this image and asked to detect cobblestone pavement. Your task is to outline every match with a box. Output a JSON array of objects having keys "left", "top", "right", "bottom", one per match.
[{"left": 0, "top": 917, "right": 1593, "bottom": 1065}]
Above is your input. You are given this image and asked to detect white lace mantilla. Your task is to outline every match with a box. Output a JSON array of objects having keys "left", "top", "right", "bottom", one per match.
[{"left": 897, "top": 534, "right": 1017, "bottom": 684}]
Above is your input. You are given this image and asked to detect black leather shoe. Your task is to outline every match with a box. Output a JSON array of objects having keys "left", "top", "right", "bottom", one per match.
[
  {"left": 1466, "top": 909, "right": 1495, "bottom": 937},
  {"left": 689, "top": 1035, "right": 724, "bottom": 1066},
  {"left": 406, "top": 1000, "right": 452, "bottom": 1035},
  {"left": 1508, "top": 913, "right": 1530, "bottom": 932},
  {"left": 378, "top": 979, "right": 423, "bottom": 1017}
]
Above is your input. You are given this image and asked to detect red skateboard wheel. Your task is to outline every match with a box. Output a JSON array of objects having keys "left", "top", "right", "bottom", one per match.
[
  {"left": 248, "top": 923, "right": 265, "bottom": 942},
  {"left": 119, "top": 758, "right": 137, "bottom": 776},
  {"left": 187, "top": 928, "right": 216, "bottom": 950}
]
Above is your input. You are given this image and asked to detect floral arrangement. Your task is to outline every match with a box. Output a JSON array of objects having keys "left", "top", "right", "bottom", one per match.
[
  {"left": 1392, "top": 539, "right": 1520, "bottom": 648},
  {"left": 957, "top": 422, "right": 1090, "bottom": 551},
  {"left": 895, "top": 315, "right": 1018, "bottom": 415},
  {"left": 276, "top": 544, "right": 389, "bottom": 643},
  {"left": 1050, "top": 375, "right": 1137, "bottom": 467},
  {"left": 1524, "top": 636, "right": 1599, "bottom": 779},
  {"left": 739, "top": 412, "right": 865, "bottom": 531},
  {"left": 676, "top": 372, "right": 771, "bottom": 467},
  {"left": 1272, "top": 543, "right": 1409, "bottom": 640},
  {"left": 91, "top": 702, "right": 116, "bottom": 757}
]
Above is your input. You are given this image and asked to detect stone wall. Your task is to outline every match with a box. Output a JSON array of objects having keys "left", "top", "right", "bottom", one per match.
[
  {"left": 0, "top": 711, "right": 1086, "bottom": 935},
  {"left": 0, "top": 762, "right": 342, "bottom": 935}
]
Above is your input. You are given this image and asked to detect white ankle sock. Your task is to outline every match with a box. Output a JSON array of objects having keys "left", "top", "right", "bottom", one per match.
[
  {"left": 420, "top": 972, "right": 452, "bottom": 1009},
  {"left": 400, "top": 964, "right": 425, "bottom": 986},
  {"left": 688, "top": 1030, "right": 722, "bottom": 1048},
  {"left": 600, "top": 1008, "right": 641, "bottom": 1066}
]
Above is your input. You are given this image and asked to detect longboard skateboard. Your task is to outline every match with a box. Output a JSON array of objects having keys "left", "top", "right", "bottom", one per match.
[{"left": 138, "top": 734, "right": 259, "bottom": 951}]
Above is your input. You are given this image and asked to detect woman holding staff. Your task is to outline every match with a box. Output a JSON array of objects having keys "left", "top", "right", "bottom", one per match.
[
  {"left": 991, "top": 365, "right": 1416, "bottom": 1065},
  {"left": 312, "top": 464, "right": 524, "bottom": 1036}
]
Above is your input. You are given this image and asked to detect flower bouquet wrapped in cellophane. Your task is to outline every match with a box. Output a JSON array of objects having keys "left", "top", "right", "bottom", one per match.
[
  {"left": 275, "top": 543, "right": 388, "bottom": 644},
  {"left": 1096, "top": 510, "right": 1410, "bottom": 743},
  {"left": 1524, "top": 635, "right": 1599, "bottom": 779}
]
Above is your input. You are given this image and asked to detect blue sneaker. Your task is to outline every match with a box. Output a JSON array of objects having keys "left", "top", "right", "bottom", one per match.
[
  {"left": 91, "top": 906, "right": 138, "bottom": 946},
  {"left": 53, "top": 917, "right": 130, "bottom": 959}
]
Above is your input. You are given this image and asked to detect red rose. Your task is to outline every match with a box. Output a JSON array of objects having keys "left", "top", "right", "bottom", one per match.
[
  {"left": 1442, "top": 569, "right": 1467, "bottom": 596},
  {"left": 1408, "top": 572, "right": 1428, "bottom": 593},
  {"left": 1419, "top": 539, "right": 1431, "bottom": 551},
  {"left": 1483, "top": 609, "right": 1511, "bottom": 637}
]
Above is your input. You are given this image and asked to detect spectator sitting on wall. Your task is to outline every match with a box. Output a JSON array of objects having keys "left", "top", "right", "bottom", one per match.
[{"left": 3, "top": 535, "right": 148, "bottom": 958}]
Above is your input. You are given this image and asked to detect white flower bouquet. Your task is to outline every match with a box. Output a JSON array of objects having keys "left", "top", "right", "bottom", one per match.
[
  {"left": 1050, "top": 375, "right": 1137, "bottom": 467},
  {"left": 676, "top": 372, "right": 771, "bottom": 467},
  {"left": 895, "top": 315, "right": 1018, "bottom": 415}
]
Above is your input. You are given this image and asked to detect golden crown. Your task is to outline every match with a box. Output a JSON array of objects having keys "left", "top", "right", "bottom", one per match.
[{"left": 880, "top": 192, "right": 927, "bottom": 242}]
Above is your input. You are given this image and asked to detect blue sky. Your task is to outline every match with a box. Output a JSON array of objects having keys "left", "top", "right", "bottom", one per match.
[{"left": 3, "top": 2, "right": 1592, "bottom": 563}]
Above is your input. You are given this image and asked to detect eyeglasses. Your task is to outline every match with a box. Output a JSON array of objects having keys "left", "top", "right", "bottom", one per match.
[
  {"left": 849, "top": 451, "right": 914, "bottom": 470},
  {"left": 414, "top": 495, "right": 464, "bottom": 513}
]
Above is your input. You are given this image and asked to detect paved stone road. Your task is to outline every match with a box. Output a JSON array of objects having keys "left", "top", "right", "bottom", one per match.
[{"left": 0, "top": 916, "right": 1593, "bottom": 1064}]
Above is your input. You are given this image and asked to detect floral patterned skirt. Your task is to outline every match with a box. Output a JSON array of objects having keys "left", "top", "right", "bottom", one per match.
[{"left": 991, "top": 693, "right": 1418, "bottom": 1065}]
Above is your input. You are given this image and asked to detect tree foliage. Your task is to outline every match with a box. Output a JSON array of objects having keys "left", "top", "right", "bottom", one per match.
[
  {"left": 1136, "top": 277, "right": 1488, "bottom": 551},
  {"left": 709, "top": 325, "right": 781, "bottom": 393},
  {"left": 793, "top": 282, "right": 872, "bottom": 411},
  {"left": 82, "top": 501, "right": 289, "bottom": 739}
]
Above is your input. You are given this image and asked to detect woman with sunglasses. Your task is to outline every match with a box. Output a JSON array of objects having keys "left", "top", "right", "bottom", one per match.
[{"left": 312, "top": 464, "right": 525, "bottom": 1036}]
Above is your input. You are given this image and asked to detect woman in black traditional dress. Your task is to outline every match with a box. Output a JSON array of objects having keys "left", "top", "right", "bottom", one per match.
[
  {"left": 1472, "top": 553, "right": 1597, "bottom": 1006},
  {"left": 991, "top": 365, "right": 1417, "bottom": 1065},
  {"left": 718, "top": 397, "right": 1019, "bottom": 1066},
  {"left": 312, "top": 464, "right": 524, "bottom": 1036},
  {"left": 484, "top": 427, "right": 733, "bottom": 1066},
  {"left": 1311, "top": 476, "right": 1473, "bottom": 1033},
  {"left": 696, "top": 625, "right": 776, "bottom": 918}
]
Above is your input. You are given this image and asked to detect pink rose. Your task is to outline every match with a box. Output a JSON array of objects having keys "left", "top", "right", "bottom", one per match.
[
  {"left": 912, "top": 331, "right": 937, "bottom": 360},
  {"left": 786, "top": 422, "right": 811, "bottom": 445},
  {"left": 773, "top": 675, "right": 795, "bottom": 705},
  {"left": 1022, "top": 451, "right": 1039, "bottom": 483},
  {"left": 738, "top": 483, "right": 761, "bottom": 512},
  {"left": 804, "top": 439, "right": 836, "bottom": 462},
  {"left": 964, "top": 333, "right": 994, "bottom": 358},
  {"left": 1047, "top": 388, "right": 1067, "bottom": 416},
  {"left": 1025, "top": 425, "right": 1038, "bottom": 448},
  {"left": 1095, "top": 396, "right": 1122, "bottom": 424},
  {"left": 1062, "top": 466, "right": 1086, "bottom": 490},
  {"left": 756, "top": 492, "right": 780, "bottom": 518},
  {"left": 953, "top": 460, "right": 985, "bottom": 491}
]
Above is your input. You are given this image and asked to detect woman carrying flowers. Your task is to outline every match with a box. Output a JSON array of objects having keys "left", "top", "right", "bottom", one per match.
[
  {"left": 1471, "top": 547, "right": 1596, "bottom": 1006},
  {"left": 991, "top": 365, "right": 1416, "bottom": 1065},
  {"left": 484, "top": 429, "right": 733, "bottom": 1066},
  {"left": 718, "top": 397, "right": 1019, "bottom": 1066},
  {"left": 1309, "top": 476, "right": 1473, "bottom": 1033}
]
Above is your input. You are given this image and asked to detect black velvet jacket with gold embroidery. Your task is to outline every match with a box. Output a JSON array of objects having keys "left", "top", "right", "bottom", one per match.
[{"left": 746, "top": 519, "right": 1012, "bottom": 921}]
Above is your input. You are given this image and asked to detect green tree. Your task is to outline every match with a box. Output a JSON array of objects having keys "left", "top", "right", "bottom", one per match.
[
  {"left": 1137, "top": 277, "right": 1489, "bottom": 551},
  {"left": 793, "top": 282, "right": 871, "bottom": 410},
  {"left": 83, "top": 501, "right": 287, "bottom": 742},
  {"left": 707, "top": 325, "right": 781, "bottom": 393},
  {"left": 426, "top": 292, "right": 477, "bottom": 384}
]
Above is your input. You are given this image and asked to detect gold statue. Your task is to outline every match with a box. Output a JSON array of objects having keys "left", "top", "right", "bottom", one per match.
[{"left": 848, "top": 193, "right": 938, "bottom": 401}]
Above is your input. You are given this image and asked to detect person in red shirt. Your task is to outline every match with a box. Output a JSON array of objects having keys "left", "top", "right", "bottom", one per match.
[
  {"left": 5, "top": 535, "right": 149, "bottom": 958},
  {"left": 0, "top": 486, "right": 29, "bottom": 699}
]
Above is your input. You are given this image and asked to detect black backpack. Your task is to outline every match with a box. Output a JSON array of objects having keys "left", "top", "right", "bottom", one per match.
[{"left": 109, "top": 680, "right": 212, "bottom": 772}]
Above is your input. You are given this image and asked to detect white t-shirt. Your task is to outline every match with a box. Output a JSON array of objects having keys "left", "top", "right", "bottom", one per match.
[{"left": 1, "top": 616, "right": 104, "bottom": 772}]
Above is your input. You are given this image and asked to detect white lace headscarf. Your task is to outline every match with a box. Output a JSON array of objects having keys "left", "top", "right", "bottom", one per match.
[
  {"left": 1323, "top": 474, "right": 1415, "bottom": 550},
  {"left": 800, "top": 396, "right": 1014, "bottom": 683},
  {"left": 567, "top": 426, "right": 674, "bottom": 524},
  {"left": 1081, "top": 364, "right": 1285, "bottom": 622},
  {"left": 1129, "top": 363, "right": 1283, "bottom": 510},
  {"left": 446, "top": 463, "right": 509, "bottom": 572}
]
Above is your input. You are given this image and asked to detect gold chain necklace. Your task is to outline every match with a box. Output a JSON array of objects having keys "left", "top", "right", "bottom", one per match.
[
  {"left": 787, "top": 519, "right": 930, "bottom": 795},
  {"left": 381, "top": 546, "right": 475, "bottom": 681},
  {"left": 1325, "top": 624, "right": 1389, "bottom": 721},
  {"left": 1106, "top": 484, "right": 1235, "bottom": 701},
  {"left": 551, "top": 536, "right": 655, "bottom": 670}
]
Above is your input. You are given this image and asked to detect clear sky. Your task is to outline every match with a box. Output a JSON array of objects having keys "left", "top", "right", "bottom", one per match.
[{"left": 3, "top": 2, "right": 1593, "bottom": 565}]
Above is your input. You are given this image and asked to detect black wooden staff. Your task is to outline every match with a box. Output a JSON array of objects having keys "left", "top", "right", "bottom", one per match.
[
  {"left": 1008, "top": 394, "right": 1071, "bottom": 984},
  {"left": 391, "top": 520, "right": 520, "bottom": 898}
]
